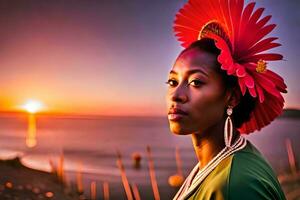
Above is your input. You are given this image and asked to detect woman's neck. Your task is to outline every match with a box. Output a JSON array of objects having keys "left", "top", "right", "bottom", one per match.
[{"left": 191, "top": 118, "right": 239, "bottom": 170}]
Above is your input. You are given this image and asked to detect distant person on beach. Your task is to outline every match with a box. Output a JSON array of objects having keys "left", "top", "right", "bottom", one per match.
[{"left": 166, "top": 0, "right": 287, "bottom": 199}]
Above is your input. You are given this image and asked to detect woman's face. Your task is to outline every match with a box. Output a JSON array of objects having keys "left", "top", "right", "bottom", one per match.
[{"left": 166, "top": 48, "right": 229, "bottom": 135}]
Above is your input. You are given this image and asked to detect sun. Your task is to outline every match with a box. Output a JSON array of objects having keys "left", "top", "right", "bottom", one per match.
[{"left": 22, "top": 100, "right": 43, "bottom": 114}]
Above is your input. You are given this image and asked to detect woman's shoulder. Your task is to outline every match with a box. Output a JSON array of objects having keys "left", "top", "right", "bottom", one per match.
[
  {"left": 227, "top": 140, "right": 286, "bottom": 200},
  {"left": 190, "top": 140, "right": 286, "bottom": 200},
  {"left": 230, "top": 139, "right": 279, "bottom": 182}
]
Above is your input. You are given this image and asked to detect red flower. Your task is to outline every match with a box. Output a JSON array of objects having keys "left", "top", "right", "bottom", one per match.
[{"left": 173, "top": 0, "right": 287, "bottom": 134}]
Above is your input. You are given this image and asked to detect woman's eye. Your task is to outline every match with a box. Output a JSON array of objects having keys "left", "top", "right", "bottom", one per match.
[
  {"left": 165, "top": 79, "right": 178, "bottom": 87},
  {"left": 189, "top": 80, "right": 204, "bottom": 87}
]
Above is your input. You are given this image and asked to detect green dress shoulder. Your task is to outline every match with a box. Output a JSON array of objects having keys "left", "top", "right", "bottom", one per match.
[{"left": 187, "top": 140, "right": 286, "bottom": 200}]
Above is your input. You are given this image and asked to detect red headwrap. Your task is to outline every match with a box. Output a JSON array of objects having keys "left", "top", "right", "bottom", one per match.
[{"left": 173, "top": 0, "right": 288, "bottom": 134}]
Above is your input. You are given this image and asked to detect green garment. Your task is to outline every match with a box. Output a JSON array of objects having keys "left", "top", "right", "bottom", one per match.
[{"left": 187, "top": 140, "right": 286, "bottom": 200}]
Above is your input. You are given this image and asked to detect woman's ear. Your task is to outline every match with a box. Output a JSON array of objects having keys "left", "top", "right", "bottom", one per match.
[{"left": 225, "top": 87, "right": 241, "bottom": 108}]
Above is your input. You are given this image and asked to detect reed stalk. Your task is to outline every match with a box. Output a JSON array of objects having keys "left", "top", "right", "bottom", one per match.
[{"left": 146, "top": 145, "right": 160, "bottom": 200}]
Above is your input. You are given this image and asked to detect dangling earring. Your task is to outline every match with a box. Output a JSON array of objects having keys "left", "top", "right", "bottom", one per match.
[{"left": 224, "top": 105, "right": 233, "bottom": 148}]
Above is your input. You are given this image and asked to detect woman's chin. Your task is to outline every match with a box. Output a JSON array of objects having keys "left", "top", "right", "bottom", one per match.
[{"left": 169, "top": 123, "right": 191, "bottom": 135}]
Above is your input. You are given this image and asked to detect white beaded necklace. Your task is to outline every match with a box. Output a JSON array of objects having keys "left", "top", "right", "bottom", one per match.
[{"left": 173, "top": 135, "right": 247, "bottom": 200}]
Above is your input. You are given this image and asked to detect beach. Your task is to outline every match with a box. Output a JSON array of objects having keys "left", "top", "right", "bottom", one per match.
[
  {"left": 0, "top": 156, "right": 79, "bottom": 200},
  {"left": 0, "top": 156, "right": 179, "bottom": 200}
]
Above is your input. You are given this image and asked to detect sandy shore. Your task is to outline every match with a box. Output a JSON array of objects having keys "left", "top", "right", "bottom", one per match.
[
  {"left": 0, "top": 156, "right": 178, "bottom": 199},
  {"left": 0, "top": 156, "right": 81, "bottom": 200}
]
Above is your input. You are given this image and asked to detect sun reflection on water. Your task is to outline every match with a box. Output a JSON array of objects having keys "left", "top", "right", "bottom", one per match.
[{"left": 26, "top": 114, "right": 37, "bottom": 148}]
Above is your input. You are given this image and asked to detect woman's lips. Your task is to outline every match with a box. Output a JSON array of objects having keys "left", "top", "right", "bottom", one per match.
[
  {"left": 168, "top": 108, "right": 188, "bottom": 121},
  {"left": 168, "top": 113, "right": 187, "bottom": 121}
]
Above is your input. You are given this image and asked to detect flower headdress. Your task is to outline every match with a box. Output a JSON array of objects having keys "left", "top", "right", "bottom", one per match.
[{"left": 173, "top": 0, "right": 287, "bottom": 134}]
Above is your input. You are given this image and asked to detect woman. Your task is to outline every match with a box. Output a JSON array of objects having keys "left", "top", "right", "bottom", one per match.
[{"left": 166, "top": 0, "right": 287, "bottom": 199}]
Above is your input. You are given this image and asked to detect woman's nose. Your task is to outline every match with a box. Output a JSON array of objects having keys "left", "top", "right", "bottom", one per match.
[{"left": 170, "top": 85, "right": 188, "bottom": 103}]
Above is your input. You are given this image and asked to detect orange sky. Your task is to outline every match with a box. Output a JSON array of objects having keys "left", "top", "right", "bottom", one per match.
[{"left": 0, "top": 0, "right": 299, "bottom": 116}]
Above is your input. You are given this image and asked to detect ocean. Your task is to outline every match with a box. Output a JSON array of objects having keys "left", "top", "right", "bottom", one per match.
[{"left": 0, "top": 115, "right": 299, "bottom": 199}]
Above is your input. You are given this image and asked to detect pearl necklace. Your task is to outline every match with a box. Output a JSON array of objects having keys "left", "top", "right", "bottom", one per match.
[{"left": 173, "top": 135, "right": 247, "bottom": 200}]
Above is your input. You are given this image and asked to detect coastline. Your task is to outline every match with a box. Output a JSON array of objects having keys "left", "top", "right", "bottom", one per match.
[
  {"left": 0, "top": 156, "right": 80, "bottom": 200},
  {"left": 0, "top": 156, "right": 177, "bottom": 199}
]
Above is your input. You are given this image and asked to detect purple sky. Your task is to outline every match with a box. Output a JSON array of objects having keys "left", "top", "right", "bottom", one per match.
[{"left": 0, "top": 0, "right": 299, "bottom": 116}]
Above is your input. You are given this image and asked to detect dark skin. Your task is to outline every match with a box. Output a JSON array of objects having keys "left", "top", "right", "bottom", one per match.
[{"left": 166, "top": 48, "right": 241, "bottom": 170}]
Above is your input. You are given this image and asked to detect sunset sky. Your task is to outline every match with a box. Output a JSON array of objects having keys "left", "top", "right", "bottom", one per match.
[{"left": 0, "top": 0, "right": 299, "bottom": 116}]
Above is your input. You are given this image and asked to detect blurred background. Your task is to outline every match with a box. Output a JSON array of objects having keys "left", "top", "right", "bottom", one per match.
[{"left": 0, "top": 0, "right": 299, "bottom": 199}]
